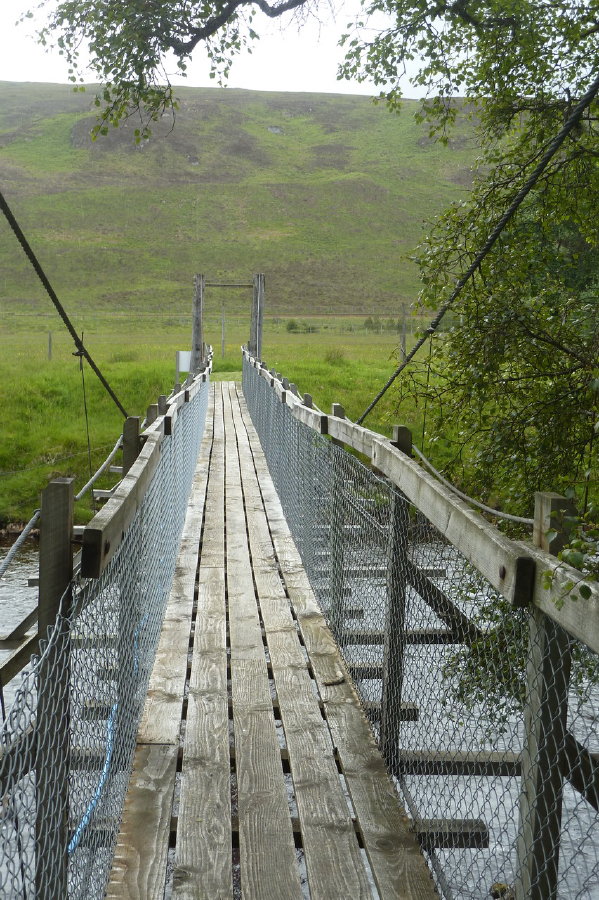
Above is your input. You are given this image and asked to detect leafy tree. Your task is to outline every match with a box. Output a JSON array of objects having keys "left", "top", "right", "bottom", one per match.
[
  {"left": 35, "top": 0, "right": 312, "bottom": 138},
  {"left": 339, "top": 1, "right": 599, "bottom": 520}
]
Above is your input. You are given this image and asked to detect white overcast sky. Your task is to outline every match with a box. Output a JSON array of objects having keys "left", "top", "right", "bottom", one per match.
[{"left": 0, "top": 0, "right": 419, "bottom": 96}]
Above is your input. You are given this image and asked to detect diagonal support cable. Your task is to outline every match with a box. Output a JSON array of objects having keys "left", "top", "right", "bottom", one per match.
[
  {"left": 356, "top": 70, "right": 599, "bottom": 425},
  {"left": 0, "top": 190, "right": 129, "bottom": 419}
]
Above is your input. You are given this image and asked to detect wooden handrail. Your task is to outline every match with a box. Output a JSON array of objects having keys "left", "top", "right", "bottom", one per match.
[{"left": 242, "top": 348, "right": 599, "bottom": 657}]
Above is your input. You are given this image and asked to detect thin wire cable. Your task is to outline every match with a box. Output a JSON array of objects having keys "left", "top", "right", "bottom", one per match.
[
  {"left": 412, "top": 444, "right": 534, "bottom": 525},
  {"left": 75, "top": 435, "right": 122, "bottom": 501},
  {"left": 356, "top": 71, "right": 599, "bottom": 425},
  {"left": 0, "top": 510, "right": 41, "bottom": 578},
  {"left": 0, "top": 189, "right": 129, "bottom": 418}
]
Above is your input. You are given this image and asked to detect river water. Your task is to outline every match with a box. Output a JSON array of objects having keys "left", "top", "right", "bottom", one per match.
[{"left": 0, "top": 543, "right": 39, "bottom": 712}]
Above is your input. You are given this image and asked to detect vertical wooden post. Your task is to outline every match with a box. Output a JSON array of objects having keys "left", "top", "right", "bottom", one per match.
[
  {"left": 221, "top": 300, "right": 226, "bottom": 359},
  {"left": 515, "top": 492, "right": 575, "bottom": 900},
  {"left": 380, "top": 426, "right": 412, "bottom": 765},
  {"left": 329, "top": 403, "right": 346, "bottom": 634},
  {"left": 36, "top": 478, "right": 74, "bottom": 899},
  {"left": 47, "top": 331, "right": 52, "bottom": 361},
  {"left": 158, "top": 395, "right": 168, "bottom": 416},
  {"left": 250, "top": 273, "right": 265, "bottom": 360},
  {"left": 146, "top": 403, "right": 158, "bottom": 426},
  {"left": 381, "top": 487, "right": 410, "bottom": 766},
  {"left": 190, "top": 273, "right": 205, "bottom": 372},
  {"left": 122, "top": 416, "right": 141, "bottom": 475}
]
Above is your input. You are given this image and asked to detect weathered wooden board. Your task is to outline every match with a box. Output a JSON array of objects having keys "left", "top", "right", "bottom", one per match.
[
  {"left": 223, "top": 385, "right": 302, "bottom": 900},
  {"left": 372, "top": 438, "right": 534, "bottom": 607},
  {"left": 106, "top": 743, "right": 177, "bottom": 900},
  {"left": 173, "top": 389, "right": 232, "bottom": 899},
  {"left": 82, "top": 432, "right": 163, "bottom": 578}
]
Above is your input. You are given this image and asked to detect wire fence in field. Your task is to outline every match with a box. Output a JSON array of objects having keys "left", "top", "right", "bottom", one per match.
[
  {"left": 0, "top": 376, "right": 209, "bottom": 900},
  {"left": 243, "top": 355, "right": 599, "bottom": 900}
]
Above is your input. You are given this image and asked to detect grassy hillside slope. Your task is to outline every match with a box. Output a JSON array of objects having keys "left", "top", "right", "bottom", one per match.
[{"left": 0, "top": 82, "right": 476, "bottom": 318}]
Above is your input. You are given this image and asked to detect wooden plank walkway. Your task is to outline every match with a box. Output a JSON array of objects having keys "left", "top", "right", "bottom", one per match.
[{"left": 108, "top": 382, "right": 437, "bottom": 899}]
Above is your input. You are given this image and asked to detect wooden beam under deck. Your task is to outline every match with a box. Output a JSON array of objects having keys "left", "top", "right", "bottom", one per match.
[{"left": 107, "top": 382, "right": 438, "bottom": 900}]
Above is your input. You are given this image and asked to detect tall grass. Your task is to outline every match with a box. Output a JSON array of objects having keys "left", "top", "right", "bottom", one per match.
[{"left": 0, "top": 314, "right": 428, "bottom": 524}]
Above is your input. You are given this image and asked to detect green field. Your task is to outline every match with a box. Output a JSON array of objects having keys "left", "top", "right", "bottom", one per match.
[
  {"left": 0, "top": 81, "right": 477, "bottom": 524},
  {"left": 0, "top": 312, "right": 436, "bottom": 524}
]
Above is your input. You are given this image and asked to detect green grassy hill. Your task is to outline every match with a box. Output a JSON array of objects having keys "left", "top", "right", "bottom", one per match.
[
  {"left": 0, "top": 81, "right": 476, "bottom": 319},
  {"left": 0, "top": 81, "right": 478, "bottom": 524}
]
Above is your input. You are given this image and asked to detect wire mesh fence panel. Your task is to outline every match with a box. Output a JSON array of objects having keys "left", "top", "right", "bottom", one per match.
[
  {"left": 243, "top": 356, "right": 599, "bottom": 900},
  {"left": 0, "top": 378, "right": 209, "bottom": 899}
]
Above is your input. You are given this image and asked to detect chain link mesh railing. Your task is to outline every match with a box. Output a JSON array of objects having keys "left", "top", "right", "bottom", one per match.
[
  {"left": 0, "top": 376, "right": 209, "bottom": 899},
  {"left": 243, "top": 355, "right": 599, "bottom": 900}
]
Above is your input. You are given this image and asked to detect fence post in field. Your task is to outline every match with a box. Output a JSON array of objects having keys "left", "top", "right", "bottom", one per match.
[
  {"left": 329, "top": 403, "right": 346, "bottom": 635},
  {"left": 380, "top": 426, "right": 412, "bottom": 765},
  {"left": 515, "top": 491, "right": 575, "bottom": 900},
  {"left": 36, "top": 478, "right": 74, "bottom": 899},
  {"left": 250, "top": 273, "right": 265, "bottom": 360},
  {"left": 123, "top": 416, "right": 141, "bottom": 475},
  {"left": 191, "top": 273, "right": 205, "bottom": 372}
]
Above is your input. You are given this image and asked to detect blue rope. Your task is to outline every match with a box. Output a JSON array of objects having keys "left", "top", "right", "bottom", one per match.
[
  {"left": 68, "top": 611, "right": 150, "bottom": 854},
  {"left": 68, "top": 702, "right": 117, "bottom": 855}
]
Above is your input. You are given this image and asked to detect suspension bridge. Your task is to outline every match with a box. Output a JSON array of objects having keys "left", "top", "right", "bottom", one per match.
[{"left": 1, "top": 332, "right": 598, "bottom": 898}]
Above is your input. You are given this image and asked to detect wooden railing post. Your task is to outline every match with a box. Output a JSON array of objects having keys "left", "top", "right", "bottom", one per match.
[
  {"left": 122, "top": 416, "right": 141, "bottom": 475},
  {"left": 515, "top": 492, "right": 575, "bottom": 900},
  {"left": 329, "top": 403, "right": 346, "bottom": 633},
  {"left": 250, "top": 273, "right": 265, "bottom": 360},
  {"left": 380, "top": 427, "right": 412, "bottom": 765},
  {"left": 36, "top": 478, "right": 74, "bottom": 899},
  {"left": 190, "top": 273, "right": 205, "bottom": 372}
]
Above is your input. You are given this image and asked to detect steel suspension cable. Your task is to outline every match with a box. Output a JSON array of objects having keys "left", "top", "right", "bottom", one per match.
[
  {"left": 0, "top": 190, "right": 129, "bottom": 418},
  {"left": 356, "top": 71, "right": 599, "bottom": 425}
]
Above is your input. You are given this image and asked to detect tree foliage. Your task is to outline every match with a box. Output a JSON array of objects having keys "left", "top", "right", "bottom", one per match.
[
  {"left": 35, "top": 0, "right": 313, "bottom": 138},
  {"left": 339, "top": 0, "right": 599, "bottom": 519}
]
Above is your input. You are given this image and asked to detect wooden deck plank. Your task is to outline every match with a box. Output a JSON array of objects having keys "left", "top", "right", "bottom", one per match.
[
  {"left": 106, "top": 743, "right": 177, "bottom": 899},
  {"left": 230, "top": 383, "right": 373, "bottom": 899},
  {"left": 222, "top": 385, "right": 303, "bottom": 900},
  {"left": 173, "top": 388, "right": 232, "bottom": 899},
  {"left": 236, "top": 384, "right": 438, "bottom": 900}
]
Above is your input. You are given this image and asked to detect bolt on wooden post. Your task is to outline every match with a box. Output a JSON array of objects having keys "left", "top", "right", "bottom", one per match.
[
  {"left": 515, "top": 491, "right": 575, "bottom": 900},
  {"left": 36, "top": 478, "right": 74, "bottom": 899}
]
